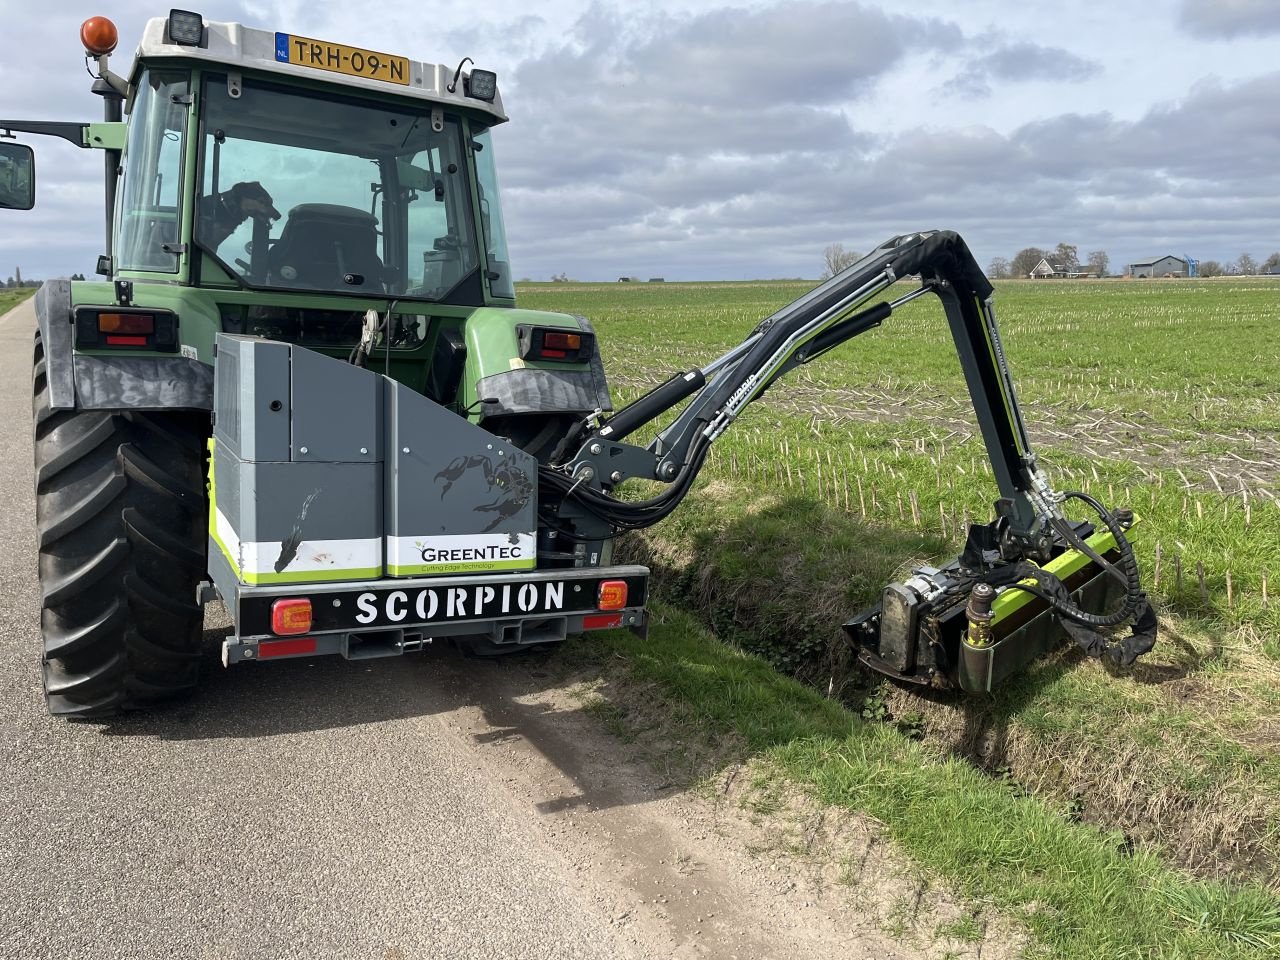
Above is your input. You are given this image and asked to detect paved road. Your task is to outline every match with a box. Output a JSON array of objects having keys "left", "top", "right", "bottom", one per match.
[{"left": 0, "top": 297, "right": 641, "bottom": 959}]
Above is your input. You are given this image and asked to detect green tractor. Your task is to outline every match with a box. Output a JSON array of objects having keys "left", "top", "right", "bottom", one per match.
[{"left": 3, "top": 12, "right": 1155, "bottom": 719}]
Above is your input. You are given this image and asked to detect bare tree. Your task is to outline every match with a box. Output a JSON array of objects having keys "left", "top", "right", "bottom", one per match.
[
  {"left": 1235, "top": 253, "right": 1258, "bottom": 276},
  {"left": 1262, "top": 252, "right": 1280, "bottom": 275},
  {"left": 1199, "top": 260, "right": 1225, "bottom": 277},
  {"left": 987, "top": 257, "right": 1011, "bottom": 279},
  {"left": 1053, "top": 243, "right": 1079, "bottom": 271},
  {"left": 821, "top": 243, "right": 861, "bottom": 279},
  {"left": 1086, "top": 250, "right": 1109, "bottom": 277},
  {"left": 1010, "top": 247, "right": 1047, "bottom": 278}
]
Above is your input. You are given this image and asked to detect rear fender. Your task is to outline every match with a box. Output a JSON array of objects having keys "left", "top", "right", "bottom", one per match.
[
  {"left": 35, "top": 279, "right": 213, "bottom": 412},
  {"left": 463, "top": 307, "right": 612, "bottom": 419}
]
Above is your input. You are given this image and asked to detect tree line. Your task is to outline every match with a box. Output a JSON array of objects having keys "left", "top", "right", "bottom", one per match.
[{"left": 6, "top": 266, "right": 87, "bottom": 287}]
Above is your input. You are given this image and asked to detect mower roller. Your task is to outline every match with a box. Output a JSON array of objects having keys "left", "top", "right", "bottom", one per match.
[{"left": 2, "top": 11, "right": 1154, "bottom": 717}]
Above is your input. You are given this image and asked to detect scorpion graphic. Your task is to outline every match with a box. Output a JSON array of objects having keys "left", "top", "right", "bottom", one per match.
[{"left": 434, "top": 455, "right": 533, "bottom": 533}]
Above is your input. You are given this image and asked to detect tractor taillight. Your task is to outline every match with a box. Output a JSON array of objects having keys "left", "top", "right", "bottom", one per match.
[
  {"left": 74, "top": 307, "right": 179, "bottom": 352},
  {"left": 598, "top": 581, "right": 628, "bottom": 610},
  {"left": 542, "top": 331, "right": 581, "bottom": 358},
  {"left": 517, "top": 324, "right": 595, "bottom": 363},
  {"left": 80, "top": 16, "right": 119, "bottom": 56},
  {"left": 271, "top": 598, "right": 313, "bottom": 636},
  {"left": 98, "top": 313, "right": 155, "bottom": 335}
]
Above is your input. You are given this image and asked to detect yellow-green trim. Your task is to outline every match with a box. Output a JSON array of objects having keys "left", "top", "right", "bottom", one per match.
[
  {"left": 990, "top": 517, "right": 1140, "bottom": 624},
  {"left": 237, "top": 566, "right": 385, "bottom": 585}
]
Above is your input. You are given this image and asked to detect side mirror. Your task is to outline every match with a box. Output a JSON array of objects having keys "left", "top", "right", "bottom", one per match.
[{"left": 0, "top": 142, "right": 35, "bottom": 211}]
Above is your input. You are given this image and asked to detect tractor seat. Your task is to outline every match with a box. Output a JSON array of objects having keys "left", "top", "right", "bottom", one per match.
[{"left": 268, "top": 203, "right": 384, "bottom": 291}]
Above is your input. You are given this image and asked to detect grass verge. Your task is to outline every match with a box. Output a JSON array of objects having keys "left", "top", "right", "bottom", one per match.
[
  {"left": 619, "top": 475, "right": 1280, "bottom": 888},
  {"left": 520, "top": 277, "right": 1280, "bottom": 888},
  {"left": 566, "top": 604, "right": 1280, "bottom": 959},
  {"left": 0, "top": 287, "right": 36, "bottom": 316}
]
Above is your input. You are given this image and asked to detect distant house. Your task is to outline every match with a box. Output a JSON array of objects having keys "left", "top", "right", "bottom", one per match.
[
  {"left": 1029, "top": 258, "right": 1089, "bottom": 279},
  {"left": 1127, "top": 255, "right": 1187, "bottom": 278}
]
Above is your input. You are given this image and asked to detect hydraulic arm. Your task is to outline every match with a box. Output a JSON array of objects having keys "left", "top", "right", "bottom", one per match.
[{"left": 540, "top": 230, "right": 1156, "bottom": 690}]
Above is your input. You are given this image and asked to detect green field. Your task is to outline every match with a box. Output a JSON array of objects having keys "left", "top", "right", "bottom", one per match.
[{"left": 520, "top": 276, "right": 1280, "bottom": 954}]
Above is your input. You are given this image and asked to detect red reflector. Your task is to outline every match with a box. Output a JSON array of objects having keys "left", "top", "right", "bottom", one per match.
[
  {"left": 258, "top": 637, "right": 317, "bottom": 658},
  {"left": 104, "top": 335, "right": 148, "bottom": 346},
  {"left": 583, "top": 613, "right": 623, "bottom": 631},
  {"left": 544, "top": 331, "right": 581, "bottom": 351},
  {"left": 98, "top": 312, "right": 155, "bottom": 334},
  {"left": 271, "top": 598, "right": 313, "bottom": 635},
  {"left": 598, "top": 580, "right": 628, "bottom": 610},
  {"left": 540, "top": 348, "right": 567, "bottom": 359}
]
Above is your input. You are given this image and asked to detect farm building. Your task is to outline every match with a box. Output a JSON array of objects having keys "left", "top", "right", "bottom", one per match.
[
  {"left": 1029, "top": 258, "right": 1090, "bottom": 279},
  {"left": 1127, "top": 255, "right": 1187, "bottom": 278}
]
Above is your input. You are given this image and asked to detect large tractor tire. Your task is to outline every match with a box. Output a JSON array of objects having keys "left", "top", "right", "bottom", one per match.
[{"left": 32, "top": 332, "right": 209, "bottom": 718}]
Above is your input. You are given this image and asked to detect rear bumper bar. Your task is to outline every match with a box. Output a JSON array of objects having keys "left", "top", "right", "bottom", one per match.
[{"left": 216, "top": 564, "right": 649, "bottom": 665}]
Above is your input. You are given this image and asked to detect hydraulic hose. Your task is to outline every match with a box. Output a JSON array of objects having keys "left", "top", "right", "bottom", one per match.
[
  {"left": 539, "top": 431, "right": 714, "bottom": 532},
  {"left": 1005, "top": 491, "right": 1144, "bottom": 628}
]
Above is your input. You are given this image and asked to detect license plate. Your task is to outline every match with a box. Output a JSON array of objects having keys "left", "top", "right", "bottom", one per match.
[{"left": 275, "top": 33, "right": 410, "bottom": 86}]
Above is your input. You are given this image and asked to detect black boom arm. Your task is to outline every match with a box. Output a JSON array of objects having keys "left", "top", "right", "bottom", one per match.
[{"left": 541, "top": 230, "right": 1065, "bottom": 545}]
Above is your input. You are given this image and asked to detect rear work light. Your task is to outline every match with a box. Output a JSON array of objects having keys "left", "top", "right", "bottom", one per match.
[
  {"left": 598, "top": 581, "right": 628, "bottom": 611},
  {"left": 517, "top": 324, "right": 595, "bottom": 363},
  {"left": 466, "top": 69, "right": 498, "bottom": 102},
  {"left": 166, "top": 9, "right": 205, "bottom": 46},
  {"left": 271, "top": 598, "right": 313, "bottom": 636}
]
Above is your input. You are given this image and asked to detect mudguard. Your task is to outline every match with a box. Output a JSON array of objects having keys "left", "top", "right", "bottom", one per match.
[{"left": 35, "top": 279, "right": 213, "bottom": 411}]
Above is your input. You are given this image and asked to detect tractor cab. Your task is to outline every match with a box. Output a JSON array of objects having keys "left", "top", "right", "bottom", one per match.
[{"left": 8, "top": 11, "right": 516, "bottom": 338}]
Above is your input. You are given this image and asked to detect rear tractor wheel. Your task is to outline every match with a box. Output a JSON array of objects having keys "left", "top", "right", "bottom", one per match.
[{"left": 32, "top": 331, "right": 209, "bottom": 718}]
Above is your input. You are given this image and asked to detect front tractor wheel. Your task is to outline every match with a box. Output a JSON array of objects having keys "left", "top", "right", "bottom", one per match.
[{"left": 32, "top": 332, "right": 209, "bottom": 718}]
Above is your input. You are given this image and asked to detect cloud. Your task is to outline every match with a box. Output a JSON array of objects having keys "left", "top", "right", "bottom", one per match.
[
  {"left": 947, "top": 41, "right": 1101, "bottom": 98},
  {"left": 1178, "top": 0, "right": 1280, "bottom": 39},
  {"left": 2, "top": 1, "right": 1279, "bottom": 282}
]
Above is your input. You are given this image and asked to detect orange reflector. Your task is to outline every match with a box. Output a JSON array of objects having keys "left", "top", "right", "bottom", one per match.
[
  {"left": 597, "top": 580, "right": 628, "bottom": 610},
  {"left": 271, "top": 598, "right": 313, "bottom": 636},
  {"left": 258, "top": 637, "right": 317, "bottom": 658},
  {"left": 80, "top": 16, "right": 119, "bottom": 56},
  {"left": 98, "top": 313, "right": 155, "bottom": 335}
]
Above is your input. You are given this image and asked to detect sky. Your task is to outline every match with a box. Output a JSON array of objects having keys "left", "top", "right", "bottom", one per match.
[{"left": 1, "top": 0, "right": 1278, "bottom": 281}]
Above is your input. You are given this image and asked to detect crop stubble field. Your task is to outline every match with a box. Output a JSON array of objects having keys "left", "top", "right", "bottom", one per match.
[{"left": 520, "top": 276, "right": 1280, "bottom": 901}]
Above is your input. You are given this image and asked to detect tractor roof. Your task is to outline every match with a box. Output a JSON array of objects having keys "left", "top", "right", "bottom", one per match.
[{"left": 130, "top": 17, "right": 506, "bottom": 124}]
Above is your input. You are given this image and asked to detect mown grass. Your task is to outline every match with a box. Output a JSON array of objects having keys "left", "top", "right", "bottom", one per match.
[
  {"left": 566, "top": 605, "right": 1280, "bottom": 959},
  {"left": 0, "top": 287, "right": 36, "bottom": 315},
  {"left": 519, "top": 277, "right": 1280, "bottom": 895}
]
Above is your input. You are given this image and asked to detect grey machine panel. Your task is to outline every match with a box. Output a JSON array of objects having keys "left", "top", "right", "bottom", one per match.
[
  {"left": 212, "top": 335, "right": 383, "bottom": 587},
  {"left": 290, "top": 343, "right": 380, "bottom": 463},
  {"left": 383, "top": 378, "right": 538, "bottom": 577},
  {"left": 212, "top": 334, "right": 541, "bottom": 590},
  {"left": 214, "top": 335, "right": 291, "bottom": 462}
]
